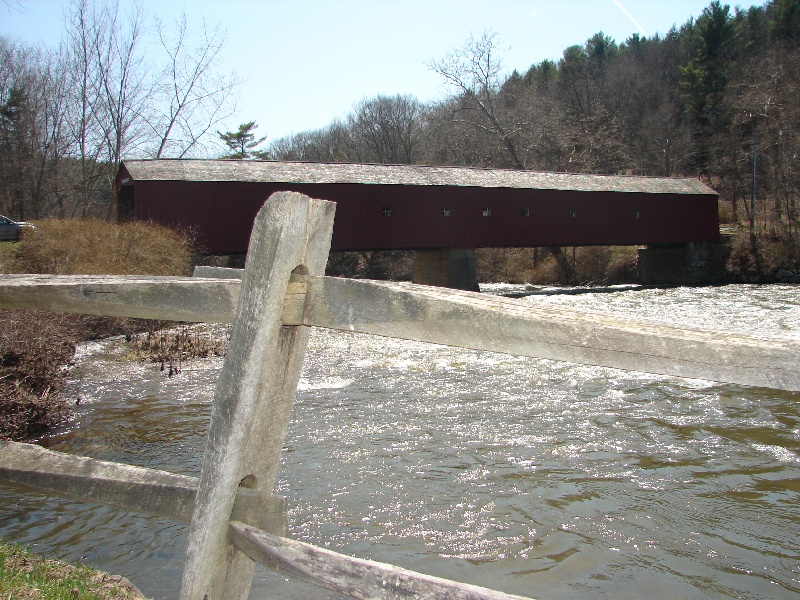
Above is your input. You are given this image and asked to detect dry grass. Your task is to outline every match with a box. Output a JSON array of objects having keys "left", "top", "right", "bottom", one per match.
[
  {"left": 477, "top": 246, "right": 639, "bottom": 285},
  {"left": 125, "top": 322, "right": 229, "bottom": 377},
  {"left": 0, "top": 218, "right": 197, "bottom": 441},
  {"left": 5, "top": 219, "right": 193, "bottom": 276}
]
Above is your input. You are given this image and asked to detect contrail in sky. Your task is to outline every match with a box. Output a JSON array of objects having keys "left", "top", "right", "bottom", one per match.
[{"left": 612, "top": 0, "right": 648, "bottom": 37}]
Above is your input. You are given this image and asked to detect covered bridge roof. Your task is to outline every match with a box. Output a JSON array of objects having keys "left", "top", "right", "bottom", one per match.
[
  {"left": 120, "top": 159, "right": 717, "bottom": 196},
  {"left": 117, "top": 159, "right": 720, "bottom": 254}
]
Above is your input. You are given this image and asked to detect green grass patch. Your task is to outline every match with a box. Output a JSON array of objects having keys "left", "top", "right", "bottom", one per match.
[{"left": 0, "top": 541, "right": 145, "bottom": 599}]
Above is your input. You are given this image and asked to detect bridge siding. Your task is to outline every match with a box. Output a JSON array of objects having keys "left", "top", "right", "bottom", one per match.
[{"left": 119, "top": 165, "right": 718, "bottom": 255}]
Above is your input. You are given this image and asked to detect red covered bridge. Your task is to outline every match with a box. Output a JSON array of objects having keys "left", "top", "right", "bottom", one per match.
[{"left": 116, "top": 159, "right": 719, "bottom": 288}]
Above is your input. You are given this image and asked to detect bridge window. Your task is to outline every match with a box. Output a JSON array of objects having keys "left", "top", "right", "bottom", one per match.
[
  {"left": 382, "top": 207, "right": 391, "bottom": 217},
  {"left": 442, "top": 207, "right": 451, "bottom": 216},
  {"left": 482, "top": 207, "right": 492, "bottom": 217},
  {"left": 568, "top": 208, "right": 577, "bottom": 218},
  {"left": 521, "top": 207, "right": 530, "bottom": 217},
  {"left": 633, "top": 210, "right": 641, "bottom": 219}
]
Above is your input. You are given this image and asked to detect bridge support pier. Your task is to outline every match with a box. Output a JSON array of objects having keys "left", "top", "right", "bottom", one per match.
[
  {"left": 413, "top": 248, "right": 479, "bottom": 291},
  {"left": 638, "top": 239, "right": 730, "bottom": 285}
]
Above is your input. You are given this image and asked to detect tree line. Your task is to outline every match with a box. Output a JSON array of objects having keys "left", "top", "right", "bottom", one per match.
[
  {"left": 2, "top": 0, "right": 799, "bottom": 276},
  {"left": 267, "top": 0, "right": 799, "bottom": 275},
  {"left": 0, "top": 0, "right": 237, "bottom": 219}
]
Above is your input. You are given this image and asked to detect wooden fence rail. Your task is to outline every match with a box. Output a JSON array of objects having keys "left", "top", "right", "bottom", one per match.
[
  {"left": 0, "top": 192, "right": 798, "bottom": 600},
  {"left": 2, "top": 273, "right": 798, "bottom": 392}
]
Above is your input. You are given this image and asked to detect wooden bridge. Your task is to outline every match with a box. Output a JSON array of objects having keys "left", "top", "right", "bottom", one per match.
[
  {"left": 117, "top": 159, "right": 721, "bottom": 289},
  {"left": 0, "top": 192, "right": 797, "bottom": 599}
]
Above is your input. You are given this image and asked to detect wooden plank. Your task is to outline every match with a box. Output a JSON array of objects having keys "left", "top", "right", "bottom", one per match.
[
  {"left": 192, "top": 266, "right": 246, "bottom": 279},
  {"left": 229, "top": 521, "right": 534, "bottom": 600},
  {"left": 1, "top": 272, "right": 798, "bottom": 391},
  {"left": 0, "top": 274, "right": 239, "bottom": 323},
  {"left": 284, "top": 276, "right": 800, "bottom": 392},
  {"left": 0, "top": 442, "right": 285, "bottom": 534},
  {"left": 180, "top": 193, "right": 336, "bottom": 600}
]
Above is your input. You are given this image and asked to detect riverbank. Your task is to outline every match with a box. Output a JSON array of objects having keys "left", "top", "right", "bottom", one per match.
[
  {"left": 10, "top": 282, "right": 794, "bottom": 599},
  {"left": 0, "top": 218, "right": 196, "bottom": 442},
  {"left": 0, "top": 540, "right": 146, "bottom": 599},
  {"left": 0, "top": 311, "right": 230, "bottom": 441},
  {"left": 0, "top": 311, "right": 136, "bottom": 441}
]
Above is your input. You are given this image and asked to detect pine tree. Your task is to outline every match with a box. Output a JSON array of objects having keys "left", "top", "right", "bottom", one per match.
[{"left": 217, "top": 121, "right": 268, "bottom": 159}]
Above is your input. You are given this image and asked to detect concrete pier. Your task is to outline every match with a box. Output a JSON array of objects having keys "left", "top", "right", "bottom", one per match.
[
  {"left": 412, "top": 249, "right": 479, "bottom": 291},
  {"left": 638, "top": 238, "right": 731, "bottom": 285}
]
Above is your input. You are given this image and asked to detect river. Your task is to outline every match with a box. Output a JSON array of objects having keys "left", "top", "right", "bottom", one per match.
[{"left": 0, "top": 283, "right": 798, "bottom": 599}]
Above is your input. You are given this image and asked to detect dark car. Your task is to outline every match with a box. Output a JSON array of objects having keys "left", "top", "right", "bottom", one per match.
[{"left": 0, "top": 215, "right": 34, "bottom": 241}]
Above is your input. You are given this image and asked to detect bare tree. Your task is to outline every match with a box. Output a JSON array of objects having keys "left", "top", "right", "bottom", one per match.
[
  {"left": 269, "top": 120, "right": 355, "bottom": 163},
  {"left": 347, "top": 94, "right": 421, "bottom": 164},
  {"left": 428, "top": 31, "right": 524, "bottom": 169},
  {"left": 61, "top": 0, "right": 239, "bottom": 215},
  {"left": 728, "top": 42, "right": 800, "bottom": 260},
  {"left": 0, "top": 36, "right": 73, "bottom": 218},
  {"left": 151, "top": 13, "right": 239, "bottom": 158},
  {"left": 0, "top": 0, "right": 28, "bottom": 11},
  {"left": 28, "top": 45, "right": 74, "bottom": 218},
  {"left": 94, "top": 1, "right": 152, "bottom": 170},
  {"left": 420, "top": 97, "right": 499, "bottom": 167},
  {"left": 1, "top": 0, "right": 238, "bottom": 220},
  {"left": 62, "top": 0, "right": 153, "bottom": 216},
  {"left": 64, "top": 0, "right": 108, "bottom": 215}
]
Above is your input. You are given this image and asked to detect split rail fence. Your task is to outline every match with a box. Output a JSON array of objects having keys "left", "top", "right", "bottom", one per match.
[{"left": 0, "top": 192, "right": 798, "bottom": 600}]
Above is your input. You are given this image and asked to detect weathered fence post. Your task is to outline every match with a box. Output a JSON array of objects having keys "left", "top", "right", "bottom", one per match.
[{"left": 179, "top": 192, "right": 335, "bottom": 600}]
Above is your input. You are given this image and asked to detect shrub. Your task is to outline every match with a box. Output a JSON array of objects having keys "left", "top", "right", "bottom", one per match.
[
  {"left": 718, "top": 200, "right": 734, "bottom": 224},
  {"left": 325, "top": 250, "right": 414, "bottom": 280},
  {"left": 603, "top": 247, "right": 639, "bottom": 283},
  {"left": 7, "top": 219, "right": 193, "bottom": 276},
  {"left": 1, "top": 219, "right": 195, "bottom": 440},
  {"left": 525, "top": 255, "right": 563, "bottom": 284},
  {"left": 727, "top": 227, "right": 800, "bottom": 275},
  {"left": 759, "top": 233, "right": 800, "bottom": 274},
  {"left": 476, "top": 248, "right": 535, "bottom": 283},
  {"left": 0, "top": 310, "right": 134, "bottom": 441},
  {"left": 477, "top": 246, "right": 639, "bottom": 285}
]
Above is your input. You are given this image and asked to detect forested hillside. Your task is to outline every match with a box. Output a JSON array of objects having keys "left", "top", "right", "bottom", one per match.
[
  {"left": 269, "top": 0, "right": 799, "bottom": 277},
  {"left": 0, "top": 0, "right": 237, "bottom": 220},
  {"left": 2, "top": 0, "right": 798, "bottom": 279}
]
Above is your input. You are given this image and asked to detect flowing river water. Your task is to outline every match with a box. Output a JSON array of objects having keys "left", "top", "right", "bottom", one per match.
[{"left": 1, "top": 283, "right": 799, "bottom": 599}]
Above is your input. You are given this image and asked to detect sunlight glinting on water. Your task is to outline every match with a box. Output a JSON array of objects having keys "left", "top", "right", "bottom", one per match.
[{"left": 0, "top": 284, "right": 797, "bottom": 599}]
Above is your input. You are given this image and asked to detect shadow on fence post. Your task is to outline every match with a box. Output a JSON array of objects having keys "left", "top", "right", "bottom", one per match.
[{"left": 179, "top": 192, "right": 336, "bottom": 600}]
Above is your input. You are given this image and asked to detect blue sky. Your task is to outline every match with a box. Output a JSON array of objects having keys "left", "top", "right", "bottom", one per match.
[{"left": 2, "top": 0, "right": 762, "bottom": 145}]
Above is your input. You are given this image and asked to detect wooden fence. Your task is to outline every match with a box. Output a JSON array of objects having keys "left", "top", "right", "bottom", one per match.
[{"left": 0, "top": 192, "right": 798, "bottom": 600}]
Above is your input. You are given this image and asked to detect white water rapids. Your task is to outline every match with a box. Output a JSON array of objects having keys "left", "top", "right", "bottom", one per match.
[{"left": 0, "top": 283, "right": 798, "bottom": 599}]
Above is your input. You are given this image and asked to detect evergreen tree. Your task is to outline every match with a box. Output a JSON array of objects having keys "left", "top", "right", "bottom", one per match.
[
  {"left": 217, "top": 121, "right": 268, "bottom": 159},
  {"left": 679, "top": 1, "right": 737, "bottom": 173},
  {"left": 772, "top": 0, "right": 800, "bottom": 42}
]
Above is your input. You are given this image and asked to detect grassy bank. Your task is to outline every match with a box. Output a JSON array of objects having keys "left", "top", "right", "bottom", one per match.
[
  {"left": 0, "top": 541, "right": 146, "bottom": 599},
  {"left": 0, "top": 219, "right": 195, "bottom": 441},
  {"left": 4, "top": 219, "right": 193, "bottom": 276}
]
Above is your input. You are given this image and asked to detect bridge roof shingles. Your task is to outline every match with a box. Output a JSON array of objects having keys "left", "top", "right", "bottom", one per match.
[{"left": 122, "top": 159, "right": 717, "bottom": 196}]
